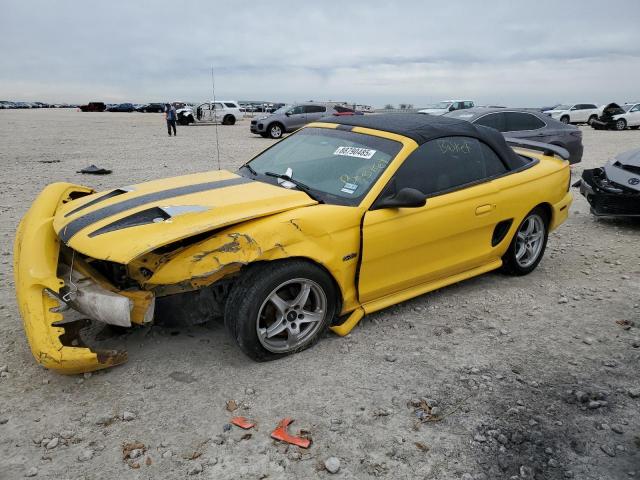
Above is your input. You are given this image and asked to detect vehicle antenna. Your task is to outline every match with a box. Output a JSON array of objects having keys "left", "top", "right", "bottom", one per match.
[{"left": 211, "top": 66, "right": 221, "bottom": 170}]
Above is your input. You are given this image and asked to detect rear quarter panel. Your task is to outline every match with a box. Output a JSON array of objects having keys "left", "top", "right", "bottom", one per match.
[{"left": 490, "top": 151, "right": 571, "bottom": 257}]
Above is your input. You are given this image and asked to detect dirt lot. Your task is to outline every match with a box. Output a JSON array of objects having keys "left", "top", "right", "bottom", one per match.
[{"left": 0, "top": 109, "right": 639, "bottom": 480}]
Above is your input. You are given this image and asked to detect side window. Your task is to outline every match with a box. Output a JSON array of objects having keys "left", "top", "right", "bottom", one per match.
[
  {"left": 474, "top": 113, "right": 507, "bottom": 132},
  {"left": 305, "top": 105, "right": 326, "bottom": 113},
  {"left": 213, "top": 103, "right": 224, "bottom": 110},
  {"left": 463, "top": 101, "right": 474, "bottom": 109},
  {"left": 630, "top": 104, "right": 640, "bottom": 112},
  {"left": 224, "top": 102, "right": 237, "bottom": 108},
  {"left": 585, "top": 104, "right": 597, "bottom": 109},
  {"left": 505, "top": 112, "right": 545, "bottom": 131},
  {"left": 385, "top": 137, "right": 507, "bottom": 197},
  {"left": 289, "top": 105, "right": 305, "bottom": 114}
]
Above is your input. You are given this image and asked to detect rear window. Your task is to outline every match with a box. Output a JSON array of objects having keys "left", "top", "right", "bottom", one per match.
[
  {"left": 474, "top": 113, "right": 507, "bottom": 132},
  {"left": 504, "top": 112, "right": 545, "bottom": 131},
  {"left": 224, "top": 102, "right": 237, "bottom": 108},
  {"left": 305, "top": 105, "right": 326, "bottom": 113}
]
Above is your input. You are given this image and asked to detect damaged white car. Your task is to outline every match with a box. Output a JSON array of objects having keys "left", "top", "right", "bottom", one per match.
[{"left": 177, "top": 101, "right": 244, "bottom": 126}]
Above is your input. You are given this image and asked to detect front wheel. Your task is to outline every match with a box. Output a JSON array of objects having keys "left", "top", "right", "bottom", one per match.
[
  {"left": 501, "top": 207, "right": 549, "bottom": 276},
  {"left": 560, "top": 116, "right": 570, "bottom": 124},
  {"left": 224, "top": 261, "right": 337, "bottom": 361},
  {"left": 587, "top": 115, "right": 597, "bottom": 125},
  {"left": 268, "top": 123, "right": 284, "bottom": 139},
  {"left": 615, "top": 119, "right": 627, "bottom": 131}
]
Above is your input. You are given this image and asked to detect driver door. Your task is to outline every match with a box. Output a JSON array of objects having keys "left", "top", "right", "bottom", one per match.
[
  {"left": 358, "top": 137, "right": 507, "bottom": 303},
  {"left": 285, "top": 105, "right": 308, "bottom": 130}
]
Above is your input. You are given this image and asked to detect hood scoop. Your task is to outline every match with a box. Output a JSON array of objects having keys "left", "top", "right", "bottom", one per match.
[{"left": 87, "top": 205, "right": 209, "bottom": 237}]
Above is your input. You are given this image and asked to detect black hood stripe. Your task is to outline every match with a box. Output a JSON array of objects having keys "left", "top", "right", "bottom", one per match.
[{"left": 59, "top": 177, "right": 252, "bottom": 243}]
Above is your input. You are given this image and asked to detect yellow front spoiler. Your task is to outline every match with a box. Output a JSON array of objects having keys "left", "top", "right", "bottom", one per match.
[{"left": 14, "top": 183, "right": 127, "bottom": 374}]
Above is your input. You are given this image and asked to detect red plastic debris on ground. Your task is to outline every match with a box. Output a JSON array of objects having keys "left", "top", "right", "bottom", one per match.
[
  {"left": 231, "top": 416, "right": 256, "bottom": 430},
  {"left": 270, "top": 418, "right": 311, "bottom": 449}
]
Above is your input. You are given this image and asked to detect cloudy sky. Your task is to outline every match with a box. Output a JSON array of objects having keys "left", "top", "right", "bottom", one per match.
[{"left": 2, "top": 0, "right": 640, "bottom": 107}]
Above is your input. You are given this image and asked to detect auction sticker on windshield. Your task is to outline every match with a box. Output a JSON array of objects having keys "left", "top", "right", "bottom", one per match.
[{"left": 334, "top": 146, "right": 377, "bottom": 159}]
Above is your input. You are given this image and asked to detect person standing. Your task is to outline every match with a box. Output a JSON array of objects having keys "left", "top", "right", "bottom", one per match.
[{"left": 165, "top": 103, "right": 177, "bottom": 136}]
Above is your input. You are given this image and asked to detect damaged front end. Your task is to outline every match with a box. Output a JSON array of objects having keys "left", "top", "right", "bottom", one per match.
[
  {"left": 14, "top": 183, "right": 154, "bottom": 374},
  {"left": 590, "top": 102, "right": 626, "bottom": 130},
  {"left": 576, "top": 148, "right": 640, "bottom": 217}
]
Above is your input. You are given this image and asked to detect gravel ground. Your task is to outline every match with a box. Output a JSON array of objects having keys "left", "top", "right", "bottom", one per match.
[{"left": 0, "top": 109, "right": 639, "bottom": 480}]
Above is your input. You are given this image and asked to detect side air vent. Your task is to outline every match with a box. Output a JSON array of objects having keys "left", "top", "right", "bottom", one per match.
[
  {"left": 492, "top": 219, "right": 513, "bottom": 247},
  {"left": 65, "top": 188, "right": 131, "bottom": 217},
  {"left": 88, "top": 207, "right": 170, "bottom": 237}
]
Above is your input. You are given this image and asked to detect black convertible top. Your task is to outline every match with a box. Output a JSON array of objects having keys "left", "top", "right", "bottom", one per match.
[{"left": 322, "top": 113, "right": 528, "bottom": 170}]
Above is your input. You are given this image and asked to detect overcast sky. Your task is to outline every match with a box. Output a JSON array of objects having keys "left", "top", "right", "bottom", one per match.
[{"left": 2, "top": 0, "right": 640, "bottom": 107}]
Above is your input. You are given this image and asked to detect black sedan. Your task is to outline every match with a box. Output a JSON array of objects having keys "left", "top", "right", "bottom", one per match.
[
  {"left": 107, "top": 103, "right": 136, "bottom": 112},
  {"left": 445, "top": 108, "right": 583, "bottom": 164},
  {"left": 137, "top": 103, "right": 166, "bottom": 113}
]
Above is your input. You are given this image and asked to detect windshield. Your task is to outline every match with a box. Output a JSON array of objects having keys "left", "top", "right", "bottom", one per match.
[
  {"left": 554, "top": 105, "right": 571, "bottom": 111},
  {"left": 272, "top": 104, "right": 294, "bottom": 115},
  {"left": 245, "top": 127, "right": 402, "bottom": 206},
  {"left": 623, "top": 104, "right": 635, "bottom": 112},
  {"left": 425, "top": 102, "right": 452, "bottom": 110}
]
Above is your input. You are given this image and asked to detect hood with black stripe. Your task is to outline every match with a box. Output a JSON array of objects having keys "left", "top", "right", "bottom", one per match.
[{"left": 53, "top": 170, "right": 317, "bottom": 263}]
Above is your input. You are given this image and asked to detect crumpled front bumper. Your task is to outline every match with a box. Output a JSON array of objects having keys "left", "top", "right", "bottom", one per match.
[
  {"left": 578, "top": 169, "right": 640, "bottom": 217},
  {"left": 14, "top": 183, "right": 128, "bottom": 374}
]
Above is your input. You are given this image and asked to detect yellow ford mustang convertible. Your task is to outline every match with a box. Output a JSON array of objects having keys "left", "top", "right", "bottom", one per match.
[{"left": 14, "top": 114, "right": 572, "bottom": 373}]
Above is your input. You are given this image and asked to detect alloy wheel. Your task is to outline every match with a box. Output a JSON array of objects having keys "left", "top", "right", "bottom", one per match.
[
  {"left": 515, "top": 214, "right": 545, "bottom": 268},
  {"left": 256, "top": 278, "right": 327, "bottom": 353},
  {"left": 270, "top": 125, "right": 282, "bottom": 138}
]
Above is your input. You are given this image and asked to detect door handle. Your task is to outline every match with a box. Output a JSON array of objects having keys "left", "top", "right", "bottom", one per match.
[{"left": 475, "top": 204, "right": 494, "bottom": 215}]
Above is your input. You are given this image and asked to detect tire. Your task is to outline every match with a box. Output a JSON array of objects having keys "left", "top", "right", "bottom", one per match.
[
  {"left": 178, "top": 115, "right": 191, "bottom": 126},
  {"left": 587, "top": 115, "right": 597, "bottom": 125},
  {"left": 224, "top": 261, "right": 337, "bottom": 361},
  {"left": 222, "top": 114, "right": 236, "bottom": 126},
  {"left": 501, "top": 207, "right": 549, "bottom": 276},
  {"left": 560, "top": 116, "right": 570, "bottom": 124},
  {"left": 615, "top": 119, "right": 627, "bottom": 131},
  {"left": 268, "top": 122, "right": 284, "bottom": 139}
]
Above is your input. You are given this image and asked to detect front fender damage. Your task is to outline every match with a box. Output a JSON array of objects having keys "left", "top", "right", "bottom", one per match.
[{"left": 146, "top": 220, "right": 307, "bottom": 289}]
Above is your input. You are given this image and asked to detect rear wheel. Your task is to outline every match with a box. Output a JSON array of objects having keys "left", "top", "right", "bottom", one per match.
[
  {"left": 615, "top": 119, "right": 627, "bottom": 130},
  {"left": 224, "top": 261, "right": 337, "bottom": 361},
  {"left": 501, "top": 207, "right": 549, "bottom": 276},
  {"left": 222, "top": 114, "right": 236, "bottom": 125},
  {"left": 268, "top": 123, "right": 284, "bottom": 139},
  {"left": 560, "top": 116, "right": 570, "bottom": 124}
]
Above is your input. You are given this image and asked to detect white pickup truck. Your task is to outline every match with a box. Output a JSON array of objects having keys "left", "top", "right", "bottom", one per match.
[{"left": 542, "top": 103, "right": 599, "bottom": 125}]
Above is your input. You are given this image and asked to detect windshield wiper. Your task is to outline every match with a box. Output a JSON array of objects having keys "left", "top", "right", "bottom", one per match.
[
  {"left": 240, "top": 163, "right": 257, "bottom": 176},
  {"left": 264, "top": 171, "right": 324, "bottom": 203}
]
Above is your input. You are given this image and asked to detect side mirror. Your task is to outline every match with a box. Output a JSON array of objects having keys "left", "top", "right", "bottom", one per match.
[
  {"left": 373, "top": 188, "right": 427, "bottom": 210},
  {"left": 285, "top": 112, "right": 291, "bottom": 117}
]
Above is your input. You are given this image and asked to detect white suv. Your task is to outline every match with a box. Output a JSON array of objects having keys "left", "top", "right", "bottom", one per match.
[
  {"left": 177, "top": 100, "right": 244, "bottom": 125},
  {"left": 543, "top": 103, "right": 598, "bottom": 125},
  {"left": 418, "top": 100, "right": 474, "bottom": 116}
]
